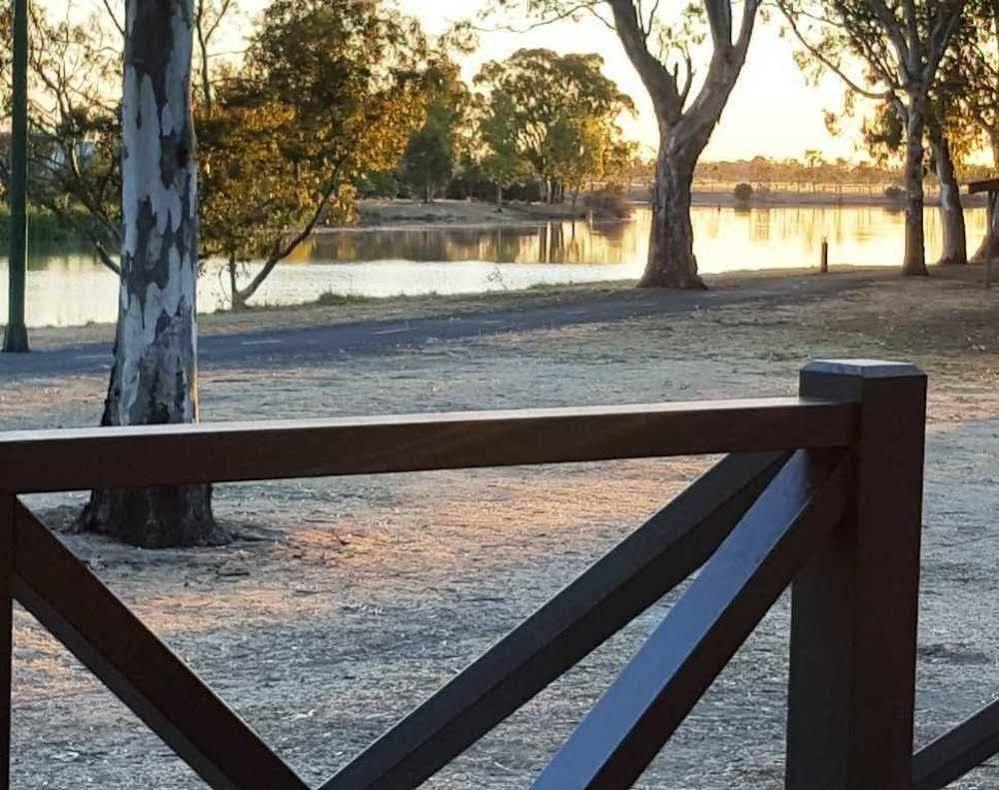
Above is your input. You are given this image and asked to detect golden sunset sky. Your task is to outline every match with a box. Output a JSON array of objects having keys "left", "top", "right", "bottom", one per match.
[
  {"left": 65, "top": 0, "right": 869, "bottom": 162},
  {"left": 394, "top": 1, "right": 866, "bottom": 163}
]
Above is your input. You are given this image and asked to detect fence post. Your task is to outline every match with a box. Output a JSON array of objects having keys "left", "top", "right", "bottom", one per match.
[
  {"left": 786, "top": 360, "right": 927, "bottom": 790},
  {"left": 0, "top": 496, "right": 12, "bottom": 790}
]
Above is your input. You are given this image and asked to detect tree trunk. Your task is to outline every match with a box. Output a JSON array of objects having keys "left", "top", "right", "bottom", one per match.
[
  {"left": 80, "top": 0, "right": 224, "bottom": 548},
  {"left": 902, "top": 93, "right": 929, "bottom": 276},
  {"left": 972, "top": 132, "right": 999, "bottom": 263},
  {"left": 228, "top": 253, "right": 248, "bottom": 311},
  {"left": 930, "top": 130, "right": 967, "bottom": 266},
  {"left": 639, "top": 135, "right": 705, "bottom": 289}
]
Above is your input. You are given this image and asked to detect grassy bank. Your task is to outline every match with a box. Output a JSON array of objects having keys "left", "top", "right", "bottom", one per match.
[{"left": 19, "top": 263, "right": 902, "bottom": 350}]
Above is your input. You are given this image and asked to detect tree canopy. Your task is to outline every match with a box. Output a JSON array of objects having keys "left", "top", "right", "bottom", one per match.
[
  {"left": 473, "top": 48, "right": 634, "bottom": 203},
  {"left": 491, "top": 0, "right": 762, "bottom": 287},
  {"left": 200, "top": 0, "right": 429, "bottom": 308},
  {"left": 778, "top": 0, "right": 968, "bottom": 274}
]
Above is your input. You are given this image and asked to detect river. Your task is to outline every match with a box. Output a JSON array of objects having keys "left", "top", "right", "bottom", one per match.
[{"left": 0, "top": 205, "right": 987, "bottom": 328}]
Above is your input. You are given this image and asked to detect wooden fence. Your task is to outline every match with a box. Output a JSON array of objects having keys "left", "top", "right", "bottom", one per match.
[{"left": 0, "top": 359, "right": 993, "bottom": 788}]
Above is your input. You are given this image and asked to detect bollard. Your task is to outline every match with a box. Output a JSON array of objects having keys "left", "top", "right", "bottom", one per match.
[{"left": 820, "top": 239, "right": 829, "bottom": 273}]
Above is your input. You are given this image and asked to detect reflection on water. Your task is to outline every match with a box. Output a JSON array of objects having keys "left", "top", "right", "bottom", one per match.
[
  {"left": 293, "top": 218, "right": 639, "bottom": 266},
  {"left": 1, "top": 205, "right": 988, "bottom": 328}
]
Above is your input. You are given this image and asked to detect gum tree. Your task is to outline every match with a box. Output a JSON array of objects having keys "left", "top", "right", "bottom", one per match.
[
  {"left": 473, "top": 49, "right": 634, "bottom": 205},
  {"left": 203, "top": 0, "right": 428, "bottom": 310},
  {"left": 951, "top": 0, "right": 999, "bottom": 261},
  {"left": 79, "top": 0, "right": 222, "bottom": 546},
  {"left": 778, "top": 0, "right": 968, "bottom": 276},
  {"left": 498, "top": 0, "right": 763, "bottom": 288}
]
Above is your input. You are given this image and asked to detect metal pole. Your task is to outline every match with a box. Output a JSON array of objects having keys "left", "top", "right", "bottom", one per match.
[{"left": 3, "top": 0, "right": 30, "bottom": 352}]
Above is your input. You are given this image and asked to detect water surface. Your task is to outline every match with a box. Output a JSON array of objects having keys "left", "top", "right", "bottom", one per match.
[{"left": 0, "top": 205, "right": 987, "bottom": 328}]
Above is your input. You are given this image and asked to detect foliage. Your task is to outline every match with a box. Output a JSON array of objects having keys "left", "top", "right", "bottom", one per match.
[
  {"left": 491, "top": 0, "right": 763, "bottom": 288},
  {"left": 0, "top": 5, "right": 122, "bottom": 272},
  {"left": 884, "top": 184, "right": 905, "bottom": 201},
  {"left": 937, "top": 0, "right": 999, "bottom": 165},
  {"left": 0, "top": 206, "right": 112, "bottom": 245},
  {"left": 490, "top": 1, "right": 759, "bottom": 128},
  {"left": 777, "top": 0, "right": 968, "bottom": 274},
  {"left": 200, "top": 0, "right": 430, "bottom": 307},
  {"left": 357, "top": 170, "right": 401, "bottom": 199},
  {"left": 474, "top": 89, "right": 530, "bottom": 197},
  {"left": 399, "top": 58, "right": 470, "bottom": 202},
  {"left": 473, "top": 49, "right": 634, "bottom": 201},
  {"left": 583, "top": 188, "right": 632, "bottom": 218},
  {"left": 733, "top": 183, "right": 754, "bottom": 204}
]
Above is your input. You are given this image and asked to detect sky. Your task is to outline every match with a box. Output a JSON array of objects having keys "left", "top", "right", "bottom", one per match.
[
  {"left": 66, "top": 0, "right": 869, "bottom": 163},
  {"left": 391, "top": 1, "right": 868, "bottom": 163}
]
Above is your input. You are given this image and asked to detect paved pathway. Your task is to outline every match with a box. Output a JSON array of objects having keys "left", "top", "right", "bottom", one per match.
[{"left": 1, "top": 271, "right": 879, "bottom": 380}]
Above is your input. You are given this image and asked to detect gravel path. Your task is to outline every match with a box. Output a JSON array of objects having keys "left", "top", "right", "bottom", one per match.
[{"left": 4, "top": 266, "right": 999, "bottom": 788}]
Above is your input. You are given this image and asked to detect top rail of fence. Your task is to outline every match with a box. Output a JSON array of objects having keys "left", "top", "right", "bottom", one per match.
[{"left": 0, "top": 397, "right": 856, "bottom": 494}]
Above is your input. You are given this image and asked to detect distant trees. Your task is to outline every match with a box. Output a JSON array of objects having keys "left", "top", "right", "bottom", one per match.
[
  {"left": 475, "top": 90, "right": 528, "bottom": 209},
  {"left": 472, "top": 49, "right": 634, "bottom": 205},
  {"left": 0, "top": 6, "right": 122, "bottom": 273},
  {"left": 400, "top": 59, "right": 471, "bottom": 203}
]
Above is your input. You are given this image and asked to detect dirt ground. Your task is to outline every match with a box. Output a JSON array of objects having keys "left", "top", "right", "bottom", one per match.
[{"left": 4, "top": 265, "right": 999, "bottom": 788}]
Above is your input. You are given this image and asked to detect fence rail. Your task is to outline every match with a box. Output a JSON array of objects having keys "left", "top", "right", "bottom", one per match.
[
  {"left": 4, "top": 358, "right": 994, "bottom": 789},
  {"left": 0, "top": 397, "right": 853, "bottom": 493}
]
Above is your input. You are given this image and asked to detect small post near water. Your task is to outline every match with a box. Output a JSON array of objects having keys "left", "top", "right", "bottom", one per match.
[{"left": 820, "top": 238, "right": 829, "bottom": 273}]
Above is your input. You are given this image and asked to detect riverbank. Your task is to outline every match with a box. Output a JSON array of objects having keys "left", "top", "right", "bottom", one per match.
[
  {"left": 18, "top": 263, "right": 887, "bottom": 350},
  {"left": 691, "top": 190, "right": 988, "bottom": 209},
  {"left": 350, "top": 197, "right": 629, "bottom": 231},
  {"left": 346, "top": 193, "right": 990, "bottom": 231},
  {"left": 5, "top": 263, "right": 999, "bottom": 788}
]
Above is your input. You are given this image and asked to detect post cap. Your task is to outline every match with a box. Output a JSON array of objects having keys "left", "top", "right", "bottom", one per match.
[{"left": 802, "top": 359, "right": 925, "bottom": 380}]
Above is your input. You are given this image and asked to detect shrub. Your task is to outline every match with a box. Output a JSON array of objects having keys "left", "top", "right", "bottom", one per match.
[
  {"left": 315, "top": 291, "right": 372, "bottom": 307},
  {"left": 884, "top": 184, "right": 905, "bottom": 201},
  {"left": 733, "top": 182, "right": 754, "bottom": 204},
  {"left": 583, "top": 188, "right": 632, "bottom": 219}
]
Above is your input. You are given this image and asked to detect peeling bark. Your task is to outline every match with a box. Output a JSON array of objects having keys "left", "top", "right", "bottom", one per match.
[
  {"left": 930, "top": 127, "right": 967, "bottom": 266},
  {"left": 81, "top": 0, "right": 225, "bottom": 548},
  {"left": 641, "top": 130, "right": 705, "bottom": 288}
]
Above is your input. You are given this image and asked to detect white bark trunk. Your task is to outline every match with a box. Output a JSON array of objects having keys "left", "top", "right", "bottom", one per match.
[
  {"left": 82, "top": 0, "right": 223, "bottom": 547},
  {"left": 931, "top": 130, "right": 967, "bottom": 266}
]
